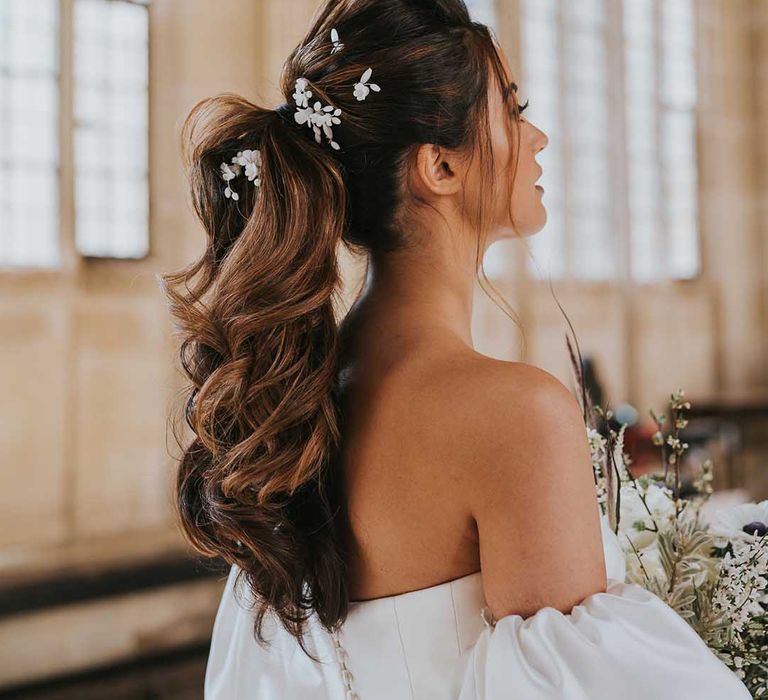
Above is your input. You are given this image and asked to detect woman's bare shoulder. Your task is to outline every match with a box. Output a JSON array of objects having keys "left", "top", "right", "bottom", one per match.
[
  {"left": 435, "top": 353, "right": 605, "bottom": 620},
  {"left": 429, "top": 353, "right": 578, "bottom": 427},
  {"left": 404, "top": 353, "right": 581, "bottom": 476},
  {"left": 440, "top": 352, "right": 590, "bottom": 482}
]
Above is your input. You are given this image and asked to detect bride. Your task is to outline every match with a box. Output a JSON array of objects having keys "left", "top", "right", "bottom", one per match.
[{"left": 162, "top": 0, "right": 753, "bottom": 697}]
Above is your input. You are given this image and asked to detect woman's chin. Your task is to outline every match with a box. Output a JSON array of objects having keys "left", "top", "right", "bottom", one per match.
[
  {"left": 517, "top": 214, "right": 548, "bottom": 238},
  {"left": 494, "top": 212, "right": 547, "bottom": 240},
  {"left": 529, "top": 207, "right": 548, "bottom": 234}
]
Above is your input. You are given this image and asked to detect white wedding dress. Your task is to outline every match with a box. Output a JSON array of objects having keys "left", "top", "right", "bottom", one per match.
[{"left": 204, "top": 506, "right": 752, "bottom": 699}]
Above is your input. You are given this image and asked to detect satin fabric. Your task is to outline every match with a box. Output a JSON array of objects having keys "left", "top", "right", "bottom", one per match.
[
  {"left": 204, "top": 508, "right": 752, "bottom": 699},
  {"left": 457, "top": 578, "right": 752, "bottom": 700}
]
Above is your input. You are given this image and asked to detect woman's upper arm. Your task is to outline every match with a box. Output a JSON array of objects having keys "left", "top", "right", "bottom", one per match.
[{"left": 464, "top": 363, "right": 607, "bottom": 621}]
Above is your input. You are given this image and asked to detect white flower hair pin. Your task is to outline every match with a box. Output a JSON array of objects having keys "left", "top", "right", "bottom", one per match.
[
  {"left": 220, "top": 162, "right": 240, "bottom": 200},
  {"left": 219, "top": 149, "right": 262, "bottom": 201},
  {"left": 353, "top": 67, "right": 380, "bottom": 101},
  {"left": 233, "top": 149, "right": 262, "bottom": 185},
  {"left": 330, "top": 27, "right": 344, "bottom": 54},
  {"left": 293, "top": 77, "right": 343, "bottom": 151}
]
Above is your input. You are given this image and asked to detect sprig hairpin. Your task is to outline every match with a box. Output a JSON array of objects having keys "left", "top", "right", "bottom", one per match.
[
  {"left": 292, "top": 77, "right": 343, "bottom": 150},
  {"left": 353, "top": 67, "right": 380, "bottom": 101},
  {"left": 219, "top": 28, "right": 381, "bottom": 198},
  {"left": 330, "top": 27, "right": 344, "bottom": 54},
  {"left": 219, "top": 149, "right": 261, "bottom": 201}
]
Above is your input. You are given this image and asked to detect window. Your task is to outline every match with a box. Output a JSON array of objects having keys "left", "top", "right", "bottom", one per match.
[
  {"left": 0, "top": 0, "right": 150, "bottom": 268},
  {"left": 0, "top": 0, "right": 60, "bottom": 267},
  {"left": 74, "top": 0, "right": 149, "bottom": 258},
  {"left": 522, "top": 0, "right": 701, "bottom": 282},
  {"left": 626, "top": 0, "right": 699, "bottom": 280}
]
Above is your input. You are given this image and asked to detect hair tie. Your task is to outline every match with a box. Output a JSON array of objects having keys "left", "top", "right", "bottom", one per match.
[{"left": 273, "top": 101, "right": 295, "bottom": 125}]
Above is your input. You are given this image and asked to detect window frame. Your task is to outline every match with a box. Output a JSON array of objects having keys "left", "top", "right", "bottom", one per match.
[{"left": 0, "top": 0, "right": 152, "bottom": 282}]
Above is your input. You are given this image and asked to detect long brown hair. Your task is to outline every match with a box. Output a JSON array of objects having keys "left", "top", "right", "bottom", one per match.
[{"left": 160, "top": 0, "right": 527, "bottom": 660}]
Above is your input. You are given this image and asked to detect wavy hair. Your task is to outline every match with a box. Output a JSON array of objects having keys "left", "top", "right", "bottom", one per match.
[{"left": 160, "top": 0, "right": 532, "bottom": 660}]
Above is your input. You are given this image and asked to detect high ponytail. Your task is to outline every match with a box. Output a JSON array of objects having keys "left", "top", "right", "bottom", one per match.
[
  {"left": 161, "top": 90, "right": 350, "bottom": 659},
  {"left": 162, "top": 0, "right": 533, "bottom": 658}
]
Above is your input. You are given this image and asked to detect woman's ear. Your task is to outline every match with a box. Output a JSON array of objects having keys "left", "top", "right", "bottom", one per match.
[{"left": 411, "top": 142, "right": 464, "bottom": 197}]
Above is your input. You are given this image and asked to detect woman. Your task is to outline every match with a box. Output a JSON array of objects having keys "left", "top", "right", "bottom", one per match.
[{"left": 162, "top": 0, "right": 753, "bottom": 697}]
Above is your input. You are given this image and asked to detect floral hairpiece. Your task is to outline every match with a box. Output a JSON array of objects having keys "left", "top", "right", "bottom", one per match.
[
  {"left": 353, "top": 67, "right": 380, "bottom": 101},
  {"left": 219, "top": 149, "right": 261, "bottom": 201},
  {"left": 330, "top": 27, "right": 344, "bottom": 54},
  {"left": 292, "top": 77, "right": 343, "bottom": 150},
  {"left": 220, "top": 28, "right": 381, "bottom": 198}
]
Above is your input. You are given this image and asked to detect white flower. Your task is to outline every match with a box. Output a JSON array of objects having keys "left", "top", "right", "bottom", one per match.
[
  {"left": 330, "top": 27, "right": 344, "bottom": 54},
  {"left": 220, "top": 161, "right": 241, "bottom": 200},
  {"left": 587, "top": 426, "right": 608, "bottom": 507},
  {"left": 710, "top": 500, "right": 768, "bottom": 547},
  {"left": 711, "top": 537, "right": 768, "bottom": 638},
  {"left": 292, "top": 77, "right": 312, "bottom": 108},
  {"left": 220, "top": 162, "right": 239, "bottom": 181},
  {"left": 625, "top": 540, "right": 668, "bottom": 587},
  {"left": 618, "top": 482, "right": 676, "bottom": 550},
  {"left": 232, "top": 149, "right": 262, "bottom": 186},
  {"left": 353, "top": 67, "right": 380, "bottom": 101},
  {"left": 608, "top": 423, "right": 632, "bottom": 483},
  {"left": 294, "top": 104, "right": 314, "bottom": 126}
]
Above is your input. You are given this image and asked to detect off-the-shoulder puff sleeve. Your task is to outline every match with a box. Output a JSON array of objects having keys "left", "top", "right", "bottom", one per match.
[{"left": 456, "top": 514, "right": 752, "bottom": 700}]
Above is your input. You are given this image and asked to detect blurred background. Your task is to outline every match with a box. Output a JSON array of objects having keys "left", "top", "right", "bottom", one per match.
[{"left": 1, "top": 0, "right": 766, "bottom": 697}]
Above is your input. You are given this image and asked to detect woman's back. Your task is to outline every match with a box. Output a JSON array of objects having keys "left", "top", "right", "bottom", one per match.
[
  {"left": 336, "top": 293, "right": 602, "bottom": 614},
  {"left": 337, "top": 329, "right": 487, "bottom": 601}
]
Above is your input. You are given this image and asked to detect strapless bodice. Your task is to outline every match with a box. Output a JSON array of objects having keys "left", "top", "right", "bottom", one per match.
[{"left": 335, "top": 569, "right": 488, "bottom": 698}]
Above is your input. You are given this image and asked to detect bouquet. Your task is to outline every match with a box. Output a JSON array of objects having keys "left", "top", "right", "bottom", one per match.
[{"left": 567, "top": 337, "right": 768, "bottom": 698}]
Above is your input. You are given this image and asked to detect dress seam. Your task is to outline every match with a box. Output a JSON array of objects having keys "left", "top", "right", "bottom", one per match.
[
  {"left": 392, "top": 598, "right": 416, "bottom": 699},
  {"left": 449, "top": 582, "right": 462, "bottom": 654}
]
